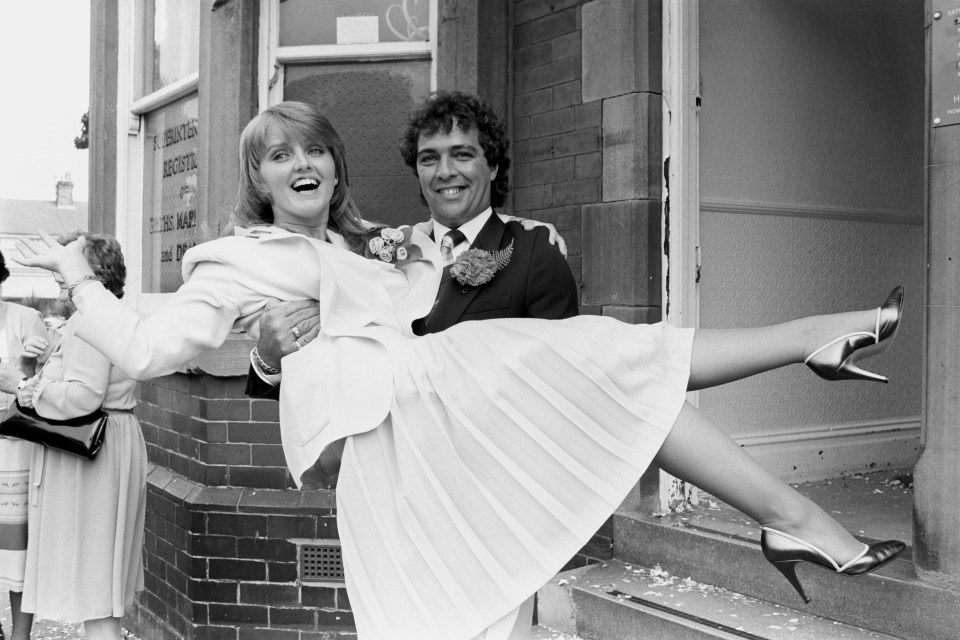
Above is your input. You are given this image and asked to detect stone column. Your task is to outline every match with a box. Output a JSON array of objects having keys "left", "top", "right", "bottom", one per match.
[
  {"left": 913, "top": 4, "right": 960, "bottom": 585},
  {"left": 88, "top": 0, "right": 119, "bottom": 234},
  {"left": 196, "top": 0, "right": 260, "bottom": 237},
  {"left": 436, "top": 0, "right": 510, "bottom": 118},
  {"left": 582, "top": 0, "right": 667, "bottom": 511}
]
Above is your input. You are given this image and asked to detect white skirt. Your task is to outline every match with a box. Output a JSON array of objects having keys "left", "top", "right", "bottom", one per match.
[
  {"left": 335, "top": 317, "right": 694, "bottom": 639},
  {"left": 22, "top": 412, "right": 147, "bottom": 621}
]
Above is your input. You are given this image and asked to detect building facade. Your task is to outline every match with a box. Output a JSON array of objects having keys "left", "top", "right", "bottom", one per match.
[
  {"left": 84, "top": 1, "right": 956, "bottom": 638},
  {"left": 0, "top": 179, "right": 87, "bottom": 319}
]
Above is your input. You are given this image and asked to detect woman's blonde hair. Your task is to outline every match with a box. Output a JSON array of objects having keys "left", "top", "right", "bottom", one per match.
[{"left": 233, "top": 102, "right": 368, "bottom": 250}]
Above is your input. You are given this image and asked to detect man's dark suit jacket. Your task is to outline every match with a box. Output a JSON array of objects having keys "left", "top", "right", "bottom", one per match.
[{"left": 245, "top": 214, "right": 579, "bottom": 399}]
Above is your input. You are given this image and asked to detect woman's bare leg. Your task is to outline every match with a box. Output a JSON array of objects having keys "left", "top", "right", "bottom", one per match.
[
  {"left": 654, "top": 401, "right": 865, "bottom": 562},
  {"left": 688, "top": 309, "right": 877, "bottom": 391},
  {"left": 7, "top": 591, "right": 33, "bottom": 640}
]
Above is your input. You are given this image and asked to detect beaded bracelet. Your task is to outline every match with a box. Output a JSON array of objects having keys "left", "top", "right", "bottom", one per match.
[
  {"left": 252, "top": 347, "right": 281, "bottom": 375},
  {"left": 66, "top": 274, "right": 101, "bottom": 300}
]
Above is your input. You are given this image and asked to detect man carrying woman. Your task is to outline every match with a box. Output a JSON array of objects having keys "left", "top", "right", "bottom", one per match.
[
  {"left": 16, "top": 99, "right": 904, "bottom": 640},
  {"left": 248, "top": 91, "right": 579, "bottom": 639}
]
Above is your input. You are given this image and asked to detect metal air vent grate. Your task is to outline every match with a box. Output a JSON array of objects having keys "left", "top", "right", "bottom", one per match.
[{"left": 298, "top": 540, "right": 344, "bottom": 582}]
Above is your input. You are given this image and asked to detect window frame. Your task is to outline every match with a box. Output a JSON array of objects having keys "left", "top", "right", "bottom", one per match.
[
  {"left": 259, "top": 0, "right": 439, "bottom": 109},
  {"left": 120, "top": 0, "right": 202, "bottom": 312}
]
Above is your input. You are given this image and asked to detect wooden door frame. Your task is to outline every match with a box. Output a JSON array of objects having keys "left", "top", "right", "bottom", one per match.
[{"left": 663, "top": 0, "right": 700, "bottom": 335}]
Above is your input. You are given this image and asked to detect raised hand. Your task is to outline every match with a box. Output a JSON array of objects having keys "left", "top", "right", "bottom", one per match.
[{"left": 15, "top": 230, "right": 95, "bottom": 283}]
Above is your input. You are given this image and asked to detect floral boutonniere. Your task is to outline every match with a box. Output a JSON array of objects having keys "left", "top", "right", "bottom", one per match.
[
  {"left": 363, "top": 226, "right": 423, "bottom": 264},
  {"left": 450, "top": 241, "right": 514, "bottom": 287}
]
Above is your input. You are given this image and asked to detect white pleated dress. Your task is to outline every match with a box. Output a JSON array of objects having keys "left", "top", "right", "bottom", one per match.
[
  {"left": 69, "top": 227, "right": 693, "bottom": 640},
  {"left": 338, "top": 316, "right": 692, "bottom": 639}
]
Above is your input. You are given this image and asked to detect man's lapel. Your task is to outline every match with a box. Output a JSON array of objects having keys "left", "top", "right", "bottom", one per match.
[{"left": 424, "top": 214, "right": 507, "bottom": 331}]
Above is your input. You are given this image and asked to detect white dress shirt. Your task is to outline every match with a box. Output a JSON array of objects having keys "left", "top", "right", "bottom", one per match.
[{"left": 431, "top": 206, "right": 494, "bottom": 259}]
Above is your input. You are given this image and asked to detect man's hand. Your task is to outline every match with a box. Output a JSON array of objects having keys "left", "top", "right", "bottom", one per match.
[
  {"left": 0, "top": 364, "right": 24, "bottom": 395},
  {"left": 502, "top": 216, "right": 567, "bottom": 257},
  {"left": 256, "top": 300, "right": 322, "bottom": 369}
]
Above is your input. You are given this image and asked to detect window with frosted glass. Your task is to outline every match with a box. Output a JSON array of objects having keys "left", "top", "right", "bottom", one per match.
[
  {"left": 139, "top": 0, "right": 200, "bottom": 97},
  {"left": 283, "top": 60, "right": 433, "bottom": 227},
  {"left": 279, "top": 0, "right": 430, "bottom": 46},
  {"left": 141, "top": 95, "right": 208, "bottom": 293}
]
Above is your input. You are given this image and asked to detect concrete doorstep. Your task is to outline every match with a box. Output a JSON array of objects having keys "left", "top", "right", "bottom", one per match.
[
  {"left": 531, "top": 625, "right": 586, "bottom": 640},
  {"left": 538, "top": 561, "right": 899, "bottom": 640}
]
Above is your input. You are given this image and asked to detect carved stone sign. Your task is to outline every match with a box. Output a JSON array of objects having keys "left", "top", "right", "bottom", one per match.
[
  {"left": 932, "top": 1, "right": 960, "bottom": 127},
  {"left": 142, "top": 95, "right": 201, "bottom": 292}
]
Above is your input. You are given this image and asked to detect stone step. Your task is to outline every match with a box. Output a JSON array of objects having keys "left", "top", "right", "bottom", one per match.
[
  {"left": 538, "top": 560, "right": 901, "bottom": 640},
  {"left": 612, "top": 511, "right": 959, "bottom": 640},
  {"left": 530, "top": 624, "right": 586, "bottom": 639}
]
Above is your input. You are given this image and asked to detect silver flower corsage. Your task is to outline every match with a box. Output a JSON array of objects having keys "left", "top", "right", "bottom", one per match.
[
  {"left": 449, "top": 241, "right": 514, "bottom": 287},
  {"left": 364, "top": 226, "right": 423, "bottom": 264}
]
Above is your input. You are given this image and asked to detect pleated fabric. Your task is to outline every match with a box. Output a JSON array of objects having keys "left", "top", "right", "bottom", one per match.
[
  {"left": 336, "top": 316, "right": 694, "bottom": 640},
  {"left": 22, "top": 412, "right": 147, "bottom": 622},
  {"left": 0, "top": 438, "right": 33, "bottom": 591}
]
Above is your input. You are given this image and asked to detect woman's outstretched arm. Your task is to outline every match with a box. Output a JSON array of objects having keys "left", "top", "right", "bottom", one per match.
[
  {"left": 16, "top": 231, "right": 267, "bottom": 380},
  {"left": 66, "top": 262, "right": 259, "bottom": 380}
]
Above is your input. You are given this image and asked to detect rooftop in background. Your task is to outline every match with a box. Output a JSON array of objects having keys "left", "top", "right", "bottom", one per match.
[
  {"left": 0, "top": 178, "right": 88, "bottom": 236},
  {"left": 0, "top": 179, "right": 88, "bottom": 300}
]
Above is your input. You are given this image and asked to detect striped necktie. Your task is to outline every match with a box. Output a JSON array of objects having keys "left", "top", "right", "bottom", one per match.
[
  {"left": 440, "top": 229, "right": 465, "bottom": 267},
  {"left": 419, "top": 229, "right": 467, "bottom": 333}
]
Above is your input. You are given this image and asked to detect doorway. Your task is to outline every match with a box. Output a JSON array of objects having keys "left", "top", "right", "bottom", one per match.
[{"left": 691, "top": 0, "right": 925, "bottom": 481}]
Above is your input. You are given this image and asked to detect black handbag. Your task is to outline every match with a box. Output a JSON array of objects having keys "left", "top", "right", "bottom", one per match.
[{"left": 0, "top": 400, "right": 108, "bottom": 460}]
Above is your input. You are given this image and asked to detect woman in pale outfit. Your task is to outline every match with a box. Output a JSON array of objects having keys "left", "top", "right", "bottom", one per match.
[
  {"left": 0, "top": 250, "right": 50, "bottom": 640},
  {"left": 19, "top": 102, "right": 905, "bottom": 640},
  {"left": 14, "top": 232, "right": 145, "bottom": 640}
]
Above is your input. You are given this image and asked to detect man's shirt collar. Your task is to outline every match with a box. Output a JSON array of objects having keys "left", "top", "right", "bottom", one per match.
[{"left": 432, "top": 207, "right": 494, "bottom": 247}]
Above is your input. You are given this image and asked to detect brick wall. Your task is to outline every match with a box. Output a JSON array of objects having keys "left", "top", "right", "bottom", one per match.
[
  {"left": 130, "top": 374, "right": 354, "bottom": 640},
  {"left": 137, "top": 375, "right": 293, "bottom": 490},
  {"left": 511, "top": 0, "right": 600, "bottom": 306},
  {"left": 511, "top": 0, "right": 664, "bottom": 324}
]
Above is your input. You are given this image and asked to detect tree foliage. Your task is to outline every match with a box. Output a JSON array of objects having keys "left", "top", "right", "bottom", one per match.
[{"left": 74, "top": 111, "right": 89, "bottom": 150}]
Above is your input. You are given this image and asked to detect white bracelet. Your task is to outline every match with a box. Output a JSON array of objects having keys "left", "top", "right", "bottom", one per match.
[{"left": 66, "top": 274, "right": 100, "bottom": 300}]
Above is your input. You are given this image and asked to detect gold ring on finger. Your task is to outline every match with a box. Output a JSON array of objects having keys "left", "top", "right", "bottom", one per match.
[
  {"left": 292, "top": 326, "right": 302, "bottom": 339},
  {"left": 295, "top": 340, "right": 303, "bottom": 351}
]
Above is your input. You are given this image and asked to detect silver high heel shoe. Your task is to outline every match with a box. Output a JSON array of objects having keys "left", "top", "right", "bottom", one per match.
[
  {"left": 760, "top": 527, "right": 905, "bottom": 603},
  {"left": 805, "top": 286, "right": 903, "bottom": 383}
]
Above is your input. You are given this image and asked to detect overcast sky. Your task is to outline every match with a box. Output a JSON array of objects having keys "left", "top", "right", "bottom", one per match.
[{"left": 0, "top": 1, "right": 90, "bottom": 203}]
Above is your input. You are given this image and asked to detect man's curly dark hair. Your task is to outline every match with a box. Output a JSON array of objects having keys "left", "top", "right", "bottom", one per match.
[{"left": 399, "top": 91, "right": 511, "bottom": 208}]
